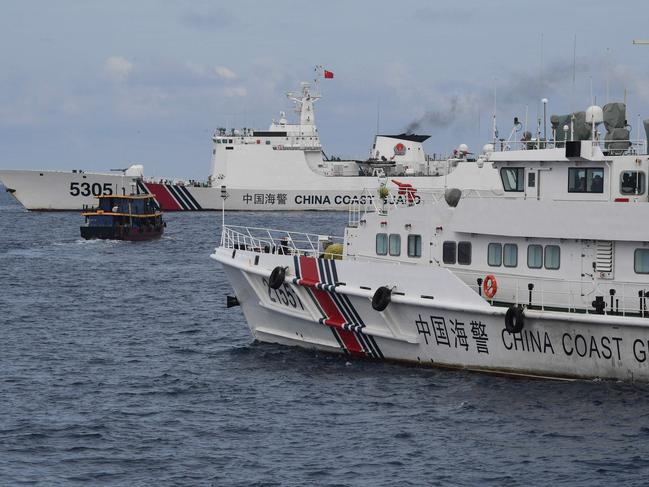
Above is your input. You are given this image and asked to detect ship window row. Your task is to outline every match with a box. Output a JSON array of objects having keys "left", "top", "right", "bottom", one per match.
[
  {"left": 620, "top": 171, "right": 646, "bottom": 195},
  {"left": 488, "top": 242, "right": 559, "bottom": 269},
  {"left": 501, "top": 166, "right": 608, "bottom": 195},
  {"left": 487, "top": 243, "right": 518, "bottom": 267},
  {"left": 527, "top": 244, "right": 560, "bottom": 269},
  {"left": 500, "top": 168, "right": 525, "bottom": 192},
  {"left": 215, "top": 139, "right": 234, "bottom": 144},
  {"left": 376, "top": 233, "right": 422, "bottom": 258},
  {"left": 568, "top": 168, "right": 604, "bottom": 193},
  {"left": 634, "top": 249, "right": 649, "bottom": 274},
  {"left": 443, "top": 241, "right": 472, "bottom": 265}
]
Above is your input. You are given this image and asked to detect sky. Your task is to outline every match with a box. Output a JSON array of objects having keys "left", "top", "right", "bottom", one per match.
[{"left": 1, "top": 0, "right": 649, "bottom": 179}]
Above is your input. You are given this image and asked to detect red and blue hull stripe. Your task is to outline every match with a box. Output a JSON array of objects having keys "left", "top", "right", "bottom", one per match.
[
  {"left": 293, "top": 255, "right": 383, "bottom": 359},
  {"left": 136, "top": 180, "right": 203, "bottom": 211}
]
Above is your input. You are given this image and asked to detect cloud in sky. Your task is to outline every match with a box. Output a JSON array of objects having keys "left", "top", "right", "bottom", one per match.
[
  {"left": 214, "top": 66, "right": 237, "bottom": 80},
  {"left": 104, "top": 56, "right": 133, "bottom": 82}
]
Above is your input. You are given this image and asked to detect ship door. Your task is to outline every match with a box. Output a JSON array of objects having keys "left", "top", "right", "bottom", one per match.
[
  {"left": 581, "top": 240, "right": 597, "bottom": 303},
  {"left": 526, "top": 169, "right": 540, "bottom": 200},
  {"left": 580, "top": 240, "right": 615, "bottom": 309}
]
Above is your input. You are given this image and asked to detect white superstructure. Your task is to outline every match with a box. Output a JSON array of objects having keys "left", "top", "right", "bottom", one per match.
[
  {"left": 213, "top": 132, "right": 649, "bottom": 381},
  {"left": 206, "top": 81, "right": 499, "bottom": 210}
]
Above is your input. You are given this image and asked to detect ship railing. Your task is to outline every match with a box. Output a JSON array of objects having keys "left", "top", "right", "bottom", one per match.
[
  {"left": 491, "top": 137, "right": 647, "bottom": 155},
  {"left": 453, "top": 270, "right": 649, "bottom": 317},
  {"left": 221, "top": 225, "right": 344, "bottom": 258}
]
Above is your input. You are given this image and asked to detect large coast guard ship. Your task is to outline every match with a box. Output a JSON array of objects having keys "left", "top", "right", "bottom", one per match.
[{"left": 0, "top": 79, "right": 501, "bottom": 211}]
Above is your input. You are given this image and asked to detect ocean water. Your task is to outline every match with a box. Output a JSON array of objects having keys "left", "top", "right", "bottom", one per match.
[{"left": 2, "top": 189, "right": 649, "bottom": 486}]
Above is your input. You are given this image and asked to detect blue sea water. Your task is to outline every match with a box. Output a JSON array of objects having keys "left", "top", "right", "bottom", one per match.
[{"left": 2, "top": 189, "right": 649, "bottom": 486}]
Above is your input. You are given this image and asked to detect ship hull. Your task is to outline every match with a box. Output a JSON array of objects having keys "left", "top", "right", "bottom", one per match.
[
  {"left": 1, "top": 161, "right": 501, "bottom": 211},
  {"left": 80, "top": 225, "right": 163, "bottom": 241},
  {"left": 214, "top": 247, "right": 649, "bottom": 382},
  {"left": 0, "top": 169, "right": 140, "bottom": 211}
]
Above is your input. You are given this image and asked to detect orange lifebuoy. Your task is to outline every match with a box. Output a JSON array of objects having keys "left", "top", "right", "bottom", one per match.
[{"left": 483, "top": 274, "right": 497, "bottom": 299}]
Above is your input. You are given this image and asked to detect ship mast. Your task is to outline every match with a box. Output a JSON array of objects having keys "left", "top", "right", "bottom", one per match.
[{"left": 287, "top": 82, "right": 321, "bottom": 133}]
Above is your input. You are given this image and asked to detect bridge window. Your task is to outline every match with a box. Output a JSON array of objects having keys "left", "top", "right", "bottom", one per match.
[
  {"left": 389, "top": 234, "right": 401, "bottom": 256},
  {"left": 544, "top": 245, "right": 560, "bottom": 270},
  {"left": 458, "top": 241, "right": 472, "bottom": 265},
  {"left": 503, "top": 244, "right": 518, "bottom": 267},
  {"left": 443, "top": 241, "right": 456, "bottom": 264},
  {"left": 500, "top": 167, "right": 525, "bottom": 192},
  {"left": 488, "top": 243, "right": 502, "bottom": 266},
  {"left": 620, "top": 171, "right": 646, "bottom": 195},
  {"left": 407, "top": 235, "right": 422, "bottom": 258},
  {"left": 527, "top": 245, "right": 543, "bottom": 269},
  {"left": 568, "top": 168, "right": 604, "bottom": 193},
  {"left": 634, "top": 249, "right": 649, "bottom": 274},
  {"left": 376, "top": 233, "right": 388, "bottom": 255}
]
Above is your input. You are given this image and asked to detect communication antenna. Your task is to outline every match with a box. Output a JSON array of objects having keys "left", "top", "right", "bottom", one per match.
[
  {"left": 605, "top": 47, "right": 611, "bottom": 103},
  {"left": 220, "top": 185, "right": 228, "bottom": 230},
  {"left": 539, "top": 33, "right": 544, "bottom": 94},
  {"left": 376, "top": 99, "right": 380, "bottom": 134},
  {"left": 542, "top": 98, "right": 548, "bottom": 142},
  {"left": 537, "top": 33, "right": 544, "bottom": 140},
  {"left": 492, "top": 79, "right": 498, "bottom": 148},
  {"left": 524, "top": 105, "right": 528, "bottom": 133},
  {"left": 572, "top": 35, "right": 577, "bottom": 106}
]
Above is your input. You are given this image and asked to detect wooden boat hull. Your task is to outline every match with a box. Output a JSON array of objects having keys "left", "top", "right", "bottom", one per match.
[{"left": 80, "top": 225, "right": 164, "bottom": 241}]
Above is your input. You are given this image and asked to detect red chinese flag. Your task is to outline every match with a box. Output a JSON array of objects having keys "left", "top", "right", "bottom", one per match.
[{"left": 324, "top": 69, "right": 334, "bottom": 79}]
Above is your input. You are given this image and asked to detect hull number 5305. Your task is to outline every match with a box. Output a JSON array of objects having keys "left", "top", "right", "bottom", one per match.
[{"left": 70, "top": 182, "right": 113, "bottom": 197}]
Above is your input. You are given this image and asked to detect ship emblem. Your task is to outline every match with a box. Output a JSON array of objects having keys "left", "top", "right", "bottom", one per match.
[{"left": 393, "top": 142, "right": 406, "bottom": 156}]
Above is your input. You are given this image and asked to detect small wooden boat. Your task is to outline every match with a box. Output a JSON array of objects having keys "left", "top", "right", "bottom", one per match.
[{"left": 80, "top": 194, "right": 165, "bottom": 241}]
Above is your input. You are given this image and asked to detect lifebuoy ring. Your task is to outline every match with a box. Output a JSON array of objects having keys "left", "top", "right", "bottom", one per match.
[
  {"left": 505, "top": 305, "right": 525, "bottom": 333},
  {"left": 268, "top": 266, "right": 286, "bottom": 289},
  {"left": 483, "top": 274, "right": 497, "bottom": 299},
  {"left": 372, "top": 286, "right": 392, "bottom": 312}
]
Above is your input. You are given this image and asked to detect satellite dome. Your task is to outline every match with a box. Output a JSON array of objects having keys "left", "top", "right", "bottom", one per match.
[
  {"left": 586, "top": 105, "right": 604, "bottom": 124},
  {"left": 482, "top": 143, "right": 494, "bottom": 154},
  {"left": 458, "top": 143, "right": 470, "bottom": 154}
]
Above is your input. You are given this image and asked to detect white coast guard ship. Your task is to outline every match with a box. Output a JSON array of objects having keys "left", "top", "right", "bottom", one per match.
[
  {"left": 213, "top": 105, "right": 649, "bottom": 381},
  {"left": 0, "top": 81, "right": 501, "bottom": 211}
]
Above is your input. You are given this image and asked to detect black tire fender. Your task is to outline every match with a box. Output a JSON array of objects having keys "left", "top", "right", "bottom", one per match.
[
  {"left": 372, "top": 286, "right": 392, "bottom": 312},
  {"left": 268, "top": 266, "right": 286, "bottom": 290},
  {"left": 505, "top": 305, "right": 525, "bottom": 334}
]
